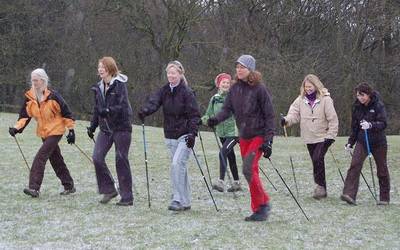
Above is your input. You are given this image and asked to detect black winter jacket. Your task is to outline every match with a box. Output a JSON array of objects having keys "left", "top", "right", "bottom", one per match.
[
  {"left": 90, "top": 74, "right": 133, "bottom": 133},
  {"left": 348, "top": 91, "right": 387, "bottom": 147},
  {"left": 214, "top": 80, "right": 275, "bottom": 142},
  {"left": 141, "top": 81, "right": 200, "bottom": 139}
]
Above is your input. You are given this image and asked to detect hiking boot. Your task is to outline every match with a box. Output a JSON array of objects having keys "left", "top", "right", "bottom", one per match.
[
  {"left": 60, "top": 187, "right": 76, "bottom": 195},
  {"left": 313, "top": 185, "right": 327, "bottom": 200},
  {"left": 23, "top": 188, "right": 39, "bottom": 198},
  {"left": 99, "top": 190, "right": 118, "bottom": 204},
  {"left": 168, "top": 201, "right": 184, "bottom": 211},
  {"left": 227, "top": 180, "right": 242, "bottom": 192},
  {"left": 212, "top": 179, "right": 225, "bottom": 192},
  {"left": 245, "top": 203, "right": 271, "bottom": 222},
  {"left": 183, "top": 206, "right": 191, "bottom": 211},
  {"left": 340, "top": 194, "right": 357, "bottom": 205},
  {"left": 116, "top": 199, "right": 133, "bottom": 206},
  {"left": 377, "top": 201, "right": 389, "bottom": 206}
]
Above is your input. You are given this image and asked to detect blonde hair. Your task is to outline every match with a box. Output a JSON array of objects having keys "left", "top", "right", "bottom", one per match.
[
  {"left": 300, "top": 74, "right": 328, "bottom": 98},
  {"left": 165, "top": 60, "right": 188, "bottom": 85}
]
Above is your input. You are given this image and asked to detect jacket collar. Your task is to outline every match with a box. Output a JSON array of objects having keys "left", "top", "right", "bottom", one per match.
[{"left": 25, "top": 87, "right": 51, "bottom": 102}]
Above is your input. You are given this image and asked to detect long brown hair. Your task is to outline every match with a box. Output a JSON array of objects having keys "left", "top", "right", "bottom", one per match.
[
  {"left": 99, "top": 57, "right": 120, "bottom": 77},
  {"left": 234, "top": 70, "right": 262, "bottom": 85}
]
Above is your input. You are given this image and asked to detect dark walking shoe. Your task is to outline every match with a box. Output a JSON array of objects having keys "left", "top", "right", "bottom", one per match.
[
  {"left": 212, "top": 179, "right": 225, "bottom": 192},
  {"left": 23, "top": 188, "right": 39, "bottom": 198},
  {"left": 340, "top": 194, "right": 357, "bottom": 205},
  {"left": 99, "top": 191, "right": 118, "bottom": 204},
  {"left": 60, "top": 187, "right": 76, "bottom": 195},
  {"left": 245, "top": 204, "right": 271, "bottom": 222},
  {"left": 377, "top": 201, "right": 389, "bottom": 206},
  {"left": 183, "top": 206, "right": 191, "bottom": 211},
  {"left": 227, "top": 180, "right": 242, "bottom": 192},
  {"left": 313, "top": 185, "right": 327, "bottom": 200},
  {"left": 168, "top": 201, "right": 184, "bottom": 211},
  {"left": 116, "top": 199, "right": 133, "bottom": 206}
]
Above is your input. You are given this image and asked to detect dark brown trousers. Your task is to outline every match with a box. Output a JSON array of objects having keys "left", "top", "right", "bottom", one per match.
[
  {"left": 306, "top": 141, "right": 333, "bottom": 189},
  {"left": 343, "top": 143, "right": 390, "bottom": 202},
  {"left": 29, "top": 135, "right": 74, "bottom": 191}
]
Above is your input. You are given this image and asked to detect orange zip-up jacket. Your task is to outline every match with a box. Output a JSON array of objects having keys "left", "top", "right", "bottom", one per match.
[{"left": 14, "top": 88, "right": 75, "bottom": 138}]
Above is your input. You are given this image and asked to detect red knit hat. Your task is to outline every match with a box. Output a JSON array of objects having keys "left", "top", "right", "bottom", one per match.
[{"left": 214, "top": 73, "right": 232, "bottom": 88}]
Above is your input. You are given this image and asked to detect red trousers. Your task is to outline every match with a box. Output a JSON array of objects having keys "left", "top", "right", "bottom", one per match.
[{"left": 239, "top": 136, "right": 270, "bottom": 212}]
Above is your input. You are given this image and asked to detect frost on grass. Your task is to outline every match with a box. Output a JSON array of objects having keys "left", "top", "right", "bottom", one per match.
[{"left": 0, "top": 113, "right": 400, "bottom": 249}]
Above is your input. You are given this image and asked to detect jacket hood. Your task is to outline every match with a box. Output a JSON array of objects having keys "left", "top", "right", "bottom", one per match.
[
  {"left": 97, "top": 73, "right": 128, "bottom": 87},
  {"left": 111, "top": 73, "right": 128, "bottom": 84},
  {"left": 321, "top": 88, "right": 330, "bottom": 96}
]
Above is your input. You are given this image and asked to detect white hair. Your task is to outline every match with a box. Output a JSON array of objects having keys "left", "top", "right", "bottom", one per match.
[
  {"left": 31, "top": 68, "right": 49, "bottom": 101},
  {"left": 31, "top": 68, "right": 49, "bottom": 88}
]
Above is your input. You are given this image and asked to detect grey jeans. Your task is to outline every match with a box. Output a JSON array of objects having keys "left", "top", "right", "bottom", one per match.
[{"left": 165, "top": 135, "right": 191, "bottom": 207}]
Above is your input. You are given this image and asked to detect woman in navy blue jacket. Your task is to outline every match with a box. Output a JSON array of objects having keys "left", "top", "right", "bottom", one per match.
[
  {"left": 341, "top": 83, "right": 390, "bottom": 205},
  {"left": 87, "top": 56, "right": 134, "bottom": 206}
]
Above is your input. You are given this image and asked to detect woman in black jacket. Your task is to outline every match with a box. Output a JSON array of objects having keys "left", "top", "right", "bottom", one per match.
[
  {"left": 86, "top": 56, "right": 134, "bottom": 206},
  {"left": 208, "top": 55, "right": 275, "bottom": 221},
  {"left": 138, "top": 60, "right": 200, "bottom": 211},
  {"left": 341, "top": 83, "right": 390, "bottom": 205}
]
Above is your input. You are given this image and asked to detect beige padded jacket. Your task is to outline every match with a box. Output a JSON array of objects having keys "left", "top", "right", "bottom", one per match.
[{"left": 284, "top": 91, "right": 339, "bottom": 144}]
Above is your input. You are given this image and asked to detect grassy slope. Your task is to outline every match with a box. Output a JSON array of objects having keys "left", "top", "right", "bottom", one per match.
[{"left": 0, "top": 112, "right": 399, "bottom": 249}]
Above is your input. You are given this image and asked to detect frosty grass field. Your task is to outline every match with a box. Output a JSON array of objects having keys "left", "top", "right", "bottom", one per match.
[{"left": 0, "top": 112, "right": 399, "bottom": 249}]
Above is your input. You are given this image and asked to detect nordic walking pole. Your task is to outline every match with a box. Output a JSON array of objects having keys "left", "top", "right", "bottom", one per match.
[
  {"left": 13, "top": 136, "right": 31, "bottom": 172},
  {"left": 211, "top": 129, "right": 242, "bottom": 212},
  {"left": 349, "top": 151, "right": 377, "bottom": 201},
  {"left": 198, "top": 130, "right": 213, "bottom": 186},
  {"left": 192, "top": 148, "right": 219, "bottom": 212},
  {"left": 281, "top": 113, "right": 299, "bottom": 197},
  {"left": 329, "top": 149, "right": 345, "bottom": 183},
  {"left": 364, "top": 128, "right": 377, "bottom": 201},
  {"left": 259, "top": 166, "right": 278, "bottom": 191},
  {"left": 141, "top": 123, "right": 151, "bottom": 208},
  {"left": 73, "top": 143, "right": 94, "bottom": 164},
  {"left": 212, "top": 129, "right": 237, "bottom": 190},
  {"left": 268, "top": 158, "right": 310, "bottom": 221}
]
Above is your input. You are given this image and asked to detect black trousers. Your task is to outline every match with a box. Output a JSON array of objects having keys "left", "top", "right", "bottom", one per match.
[{"left": 219, "top": 137, "right": 239, "bottom": 181}]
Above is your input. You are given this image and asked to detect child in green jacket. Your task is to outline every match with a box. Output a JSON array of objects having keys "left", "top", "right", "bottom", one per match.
[{"left": 202, "top": 73, "right": 241, "bottom": 192}]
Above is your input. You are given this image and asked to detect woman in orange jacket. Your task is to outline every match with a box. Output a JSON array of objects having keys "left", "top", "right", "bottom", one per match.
[{"left": 9, "top": 68, "right": 76, "bottom": 198}]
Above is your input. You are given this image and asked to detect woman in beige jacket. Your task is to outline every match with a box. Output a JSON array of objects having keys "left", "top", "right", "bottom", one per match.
[{"left": 282, "top": 74, "right": 339, "bottom": 199}]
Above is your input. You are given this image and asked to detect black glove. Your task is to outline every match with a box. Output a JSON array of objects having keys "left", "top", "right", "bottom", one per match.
[
  {"left": 99, "top": 108, "right": 110, "bottom": 118},
  {"left": 87, "top": 126, "right": 95, "bottom": 139},
  {"left": 66, "top": 129, "right": 75, "bottom": 144},
  {"left": 280, "top": 117, "right": 287, "bottom": 127},
  {"left": 324, "top": 138, "right": 335, "bottom": 146},
  {"left": 138, "top": 110, "right": 146, "bottom": 123},
  {"left": 9, "top": 127, "right": 20, "bottom": 137},
  {"left": 207, "top": 117, "right": 218, "bottom": 127},
  {"left": 259, "top": 141, "right": 272, "bottom": 158},
  {"left": 185, "top": 134, "right": 196, "bottom": 149}
]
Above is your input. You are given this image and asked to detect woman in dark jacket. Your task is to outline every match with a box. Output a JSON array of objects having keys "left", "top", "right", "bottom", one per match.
[
  {"left": 341, "top": 83, "right": 390, "bottom": 205},
  {"left": 208, "top": 55, "right": 275, "bottom": 221},
  {"left": 86, "top": 56, "right": 134, "bottom": 206},
  {"left": 138, "top": 60, "right": 200, "bottom": 211}
]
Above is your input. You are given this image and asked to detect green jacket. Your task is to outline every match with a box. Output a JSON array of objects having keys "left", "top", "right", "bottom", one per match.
[{"left": 201, "top": 91, "right": 238, "bottom": 138}]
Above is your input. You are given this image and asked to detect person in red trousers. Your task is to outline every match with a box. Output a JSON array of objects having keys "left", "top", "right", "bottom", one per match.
[{"left": 208, "top": 55, "right": 275, "bottom": 221}]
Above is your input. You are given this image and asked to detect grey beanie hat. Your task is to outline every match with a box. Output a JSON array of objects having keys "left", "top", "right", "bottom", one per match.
[{"left": 236, "top": 55, "right": 256, "bottom": 71}]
